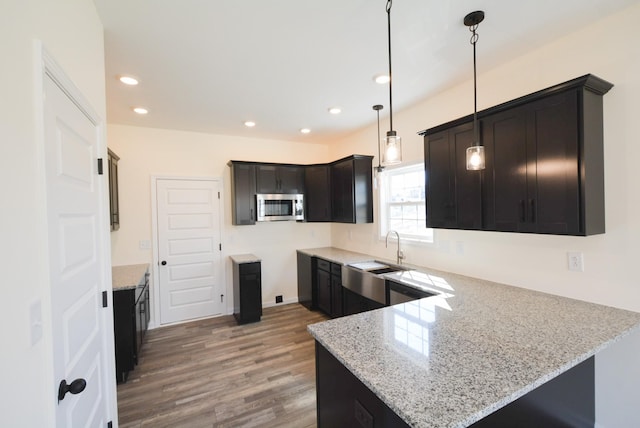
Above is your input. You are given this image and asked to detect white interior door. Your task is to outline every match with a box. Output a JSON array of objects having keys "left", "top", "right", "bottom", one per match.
[
  {"left": 44, "top": 74, "right": 110, "bottom": 426},
  {"left": 157, "top": 178, "right": 223, "bottom": 325}
]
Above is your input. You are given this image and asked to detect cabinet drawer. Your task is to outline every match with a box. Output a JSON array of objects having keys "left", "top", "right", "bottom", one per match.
[
  {"left": 331, "top": 263, "right": 342, "bottom": 276},
  {"left": 317, "top": 258, "right": 331, "bottom": 272},
  {"left": 239, "top": 262, "right": 261, "bottom": 275}
]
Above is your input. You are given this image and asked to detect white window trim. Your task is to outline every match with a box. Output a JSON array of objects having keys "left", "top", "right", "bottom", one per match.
[{"left": 378, "top": 162, "right": 434, "bottom": 245}]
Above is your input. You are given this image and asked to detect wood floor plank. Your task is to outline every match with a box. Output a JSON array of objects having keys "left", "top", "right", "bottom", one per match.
[{"left": 117, "top": 303, "right": 328, "bottom": 427}]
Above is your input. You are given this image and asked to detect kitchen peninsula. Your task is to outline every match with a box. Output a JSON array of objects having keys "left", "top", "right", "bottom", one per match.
[{"left": 301, "top": 247, "right": 640, "bottom": 427}]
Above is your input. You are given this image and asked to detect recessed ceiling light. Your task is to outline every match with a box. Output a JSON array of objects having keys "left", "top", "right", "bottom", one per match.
[
  {"left": 374, "top": 74, "right": 390, "bottom": 84},
  {"left": 119, "top": 75, "right": 139, "bottom": 86},
  {"left": 244, "top": 121, "right": 256, "bottom": 127},
  {"left": 132, "top": 107, "right": 148, "bottom": 115},
  {"left": 328, "top": 107, "right": 342, "bottom": 115},
  {"left": 300, "top": 128, "right": 311, "bottom": 134}
]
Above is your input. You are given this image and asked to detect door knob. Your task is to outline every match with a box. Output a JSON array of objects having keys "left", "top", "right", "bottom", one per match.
[
  {"left": 161, "top": 260, "right": 167, "bottom": 265},
  {"left": 58, "top": 378, "right": 86, "bottom": 402}
]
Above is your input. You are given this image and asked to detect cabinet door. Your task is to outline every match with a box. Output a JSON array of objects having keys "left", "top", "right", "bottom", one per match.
[
  {"left": 256, "top": 165, "right": 305, "bottom": 194},
  {"left": 278, "top": 166, "right": 305, "bottom": 193},
  {"left": 256, "top": 165, "right": 279, "bottom": 193},
  {"left": 240, "top": 271, "right": 262, "bottom": 322},
  {"left": 452, "top": 123, "right": 482, "bottom": 229},
  {"left": 484, "top": 91, "right": 580, "bottom": 234},
  {"left": 526, "top": 91, "right": 580, "bottom": 235},
  {"left": 305, "top": 165, "right": 332, "bottom": 222},
  {"left": 352, "top": 156, "right": 373, "bottom": 223},
  {"left": 425, "top": 130, "right": 454, "bottom": 228},
  {"left": 331, "top": 159, "right": 354, "bottom": 223},
  {"left": 425, "top": 122, "right": 481, "bottom": 229},
  {"left": 107, "top": 149, "right": 120, "bottom": 231},
  {"left": 330, "top": 263, "right": 343, "bottom": 318},
  {"left": 330, "top": 277, "right": 343, "bottom": 318},
  {"left": 342, "top": 287, "right": 361, "bottom": 316},
  {"left": 316, "top": 269, "right": 332, "bottom": 315},
  {"left": 297, "top": 252, "right": 315, "bottom": 309},
  {"left": 483, "top": 107, "right": 529, "bottom": 232},
  {"left": 230, "top": 163, "right": 256, "bottom": 225},
  {"left": 113, "top": 289, "right": 135, "bottom": 383}
]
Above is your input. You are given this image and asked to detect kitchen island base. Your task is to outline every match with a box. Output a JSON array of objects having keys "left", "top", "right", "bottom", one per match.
[{"left": 316, "top": 341, "right": 594, "bottom": 428}]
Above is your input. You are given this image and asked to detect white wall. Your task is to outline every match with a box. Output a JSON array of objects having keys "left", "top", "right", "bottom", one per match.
[
  {"left": 0, "top": 0, "right": 106, "bottom": 426},
  {"left": 107, "top": 125, "right": 332, "bottom": 321},
  {"left": 329, "top": 3, "right": 640, "bottom": 426}
]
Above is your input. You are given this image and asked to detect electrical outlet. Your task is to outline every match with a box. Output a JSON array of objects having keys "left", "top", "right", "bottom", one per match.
[
  {"left": 567, "top": 252, "right": 584, "bottom": 272},
  {"left": 275, "top": 295, "right": 283, "bottom": 304}
]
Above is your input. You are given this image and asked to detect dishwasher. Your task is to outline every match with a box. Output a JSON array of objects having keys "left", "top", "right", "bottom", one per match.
[{"left": 387, "top": 280, "right": 436, "bottom": 305}]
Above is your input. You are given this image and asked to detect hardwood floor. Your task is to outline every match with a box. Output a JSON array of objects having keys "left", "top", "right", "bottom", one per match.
[{"left": 117, "top": 303, "right": 328, "bottom": 428}]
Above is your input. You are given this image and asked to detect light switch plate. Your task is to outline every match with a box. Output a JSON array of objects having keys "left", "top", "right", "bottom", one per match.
[{"left": 139, "top": 240, "right": 151, "bottom": 249}]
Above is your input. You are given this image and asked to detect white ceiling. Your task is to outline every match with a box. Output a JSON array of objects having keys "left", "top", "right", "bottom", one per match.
[{"left": 94, "top": 0, "right": 636, "bottom": 144}]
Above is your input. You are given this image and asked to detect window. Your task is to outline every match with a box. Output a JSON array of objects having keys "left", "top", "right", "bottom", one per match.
[{"left": 379, "top": 163, "right": 433, "bottom": 243}]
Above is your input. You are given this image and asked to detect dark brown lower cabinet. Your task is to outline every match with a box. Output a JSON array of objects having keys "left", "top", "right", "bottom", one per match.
[
  {"left": 113, "top": 272, "right": 149, "bottom": 383},
  {"left": 296, "top": 251, "right": 315, "bottom": 310},
  {"left": 330, "top": 271, "right": 343, "bottom": 318},
  {"left": 316, "top": 340, "right": 594, "bottom": 427},
  {"left": 316, "top": 342, "right": 410, "bottom": 428},
  {"left": 342, "top": 287, "right": 384, "bottom": 316},
  {"left": 316, "top": 258, "right": 345, "bottom": 318},
  {"left": 232, "top": 260, "right": 262, "bottom": 324},
  {"left": 316, "top": 259, "right": 332, "bottom": 315}
]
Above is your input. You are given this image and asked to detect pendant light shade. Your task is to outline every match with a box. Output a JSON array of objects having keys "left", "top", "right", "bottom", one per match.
[
  {"left": 382, "top": 0, "right": 402, "bottom": 166},
  {"left": 465, "top": 10, "right": 485, "bottom": 171},
  {"left": 373, "top": 104, "right": 386, "bottom": 173},
  {"left": 466, "top": 145, "right": 485, "bottom": 170},
  {"left": 383, "top": 132, "right": 402, "bottom": 165}
]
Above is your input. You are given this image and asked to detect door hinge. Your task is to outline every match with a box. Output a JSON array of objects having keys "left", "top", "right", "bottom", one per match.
[
  {"left": 218, "top": 191, "right": 221, "bottom": 199},
  {"left": 219, "top": 243, "right": 222, "bottom": 251},
  {"left": 102, "top": 291, "right": 108, "bottom": 308},
  {"left": 97, "top": 158, "right": 104, "bottom": 175},
  {"left": 107, "top": 422, "right": 113, "bottom": 428}
]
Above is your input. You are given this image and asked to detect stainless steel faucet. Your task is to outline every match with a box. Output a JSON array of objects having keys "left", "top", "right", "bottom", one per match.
[{"left": 385, "top": 230, "right": 404, "bottom": 264}]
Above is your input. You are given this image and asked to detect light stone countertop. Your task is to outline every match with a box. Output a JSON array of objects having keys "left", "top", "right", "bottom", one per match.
[
  {"left": 297, "top": 247, "right": 380, "bottom": 265},
  {"left": 306, "top": 248, "right": 640, "bottom": 428},
  {"left": 229, "top": 253, "right": 262, "bottom": 264},
  {"left": 112, "top": 264, "right": 149, "bottom": 291}
]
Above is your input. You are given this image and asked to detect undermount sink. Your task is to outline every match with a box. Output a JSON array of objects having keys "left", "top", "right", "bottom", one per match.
[{"left": 342, "top": 261, "right": 412, "bottom": 305}]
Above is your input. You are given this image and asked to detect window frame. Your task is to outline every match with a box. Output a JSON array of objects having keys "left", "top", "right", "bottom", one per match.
[{"left": 378, "top": 162, "right": 434, "bottom": 245}]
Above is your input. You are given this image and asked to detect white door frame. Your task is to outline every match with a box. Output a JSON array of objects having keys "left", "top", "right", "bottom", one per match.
[
  {"left": 150, "top": 175, "right": 227, "bottom": 329},
  {"left": 36, "top": 43, "right": 117, "bottom": 425}
]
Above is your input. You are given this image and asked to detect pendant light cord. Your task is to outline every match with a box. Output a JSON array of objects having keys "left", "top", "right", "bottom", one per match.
[
  {"left": 386, "top": 0, "right": 394, "bottom": 134},
  {"left": 470, "top": 23, "right": 479, "bottom": 145},
  {"left": 377, "top": 109, "right": 382, "bottom": 165}
]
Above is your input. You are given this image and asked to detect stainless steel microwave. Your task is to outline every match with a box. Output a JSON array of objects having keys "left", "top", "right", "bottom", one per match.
[{"left": 256, "top": 194, "right": 304, "bottom": 222}]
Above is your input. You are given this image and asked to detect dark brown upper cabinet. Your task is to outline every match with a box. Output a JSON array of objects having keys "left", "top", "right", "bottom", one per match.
[
  {"left": 256, "top": 164, "right": 305, "bottom": 194},
  {"left": 424, "top": 122, "right": 482, "bottom": 230},
  {"left": 229, "top": 155, "right": 373, "bottom": 225},
  {"left": 108, "top": 148, "right": 120, "bottom": 231},
  {"left": 229, "top": 161, "right": 257, "bottom": 225},
  {"left": 331, "top": 155, "right": 373, "bottom": 224},
  {"left": 304, "top": 164, "right": 332, "bottom": 222},
  {"left": 420, "top": 74, "right": 613, "bottom": 236}
]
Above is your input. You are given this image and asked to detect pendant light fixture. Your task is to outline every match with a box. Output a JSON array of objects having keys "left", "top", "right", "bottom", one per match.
[
  {"left": 464, "top": 10, "right": 485, "bottom": 170},
  {"left": 373, "top": 104, "right": 385, "bottom": 173},
  {"left": 382, "top": 0, "right": 402, "bottom": 165}
]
